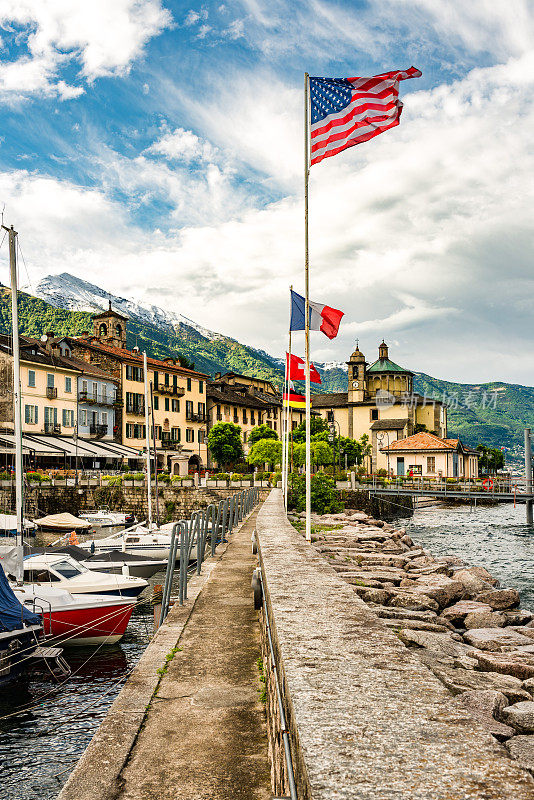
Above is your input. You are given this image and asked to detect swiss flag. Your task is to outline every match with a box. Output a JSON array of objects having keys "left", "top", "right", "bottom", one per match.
[{"left": 286, "top": 353, "right": 321, "bottom": 384}]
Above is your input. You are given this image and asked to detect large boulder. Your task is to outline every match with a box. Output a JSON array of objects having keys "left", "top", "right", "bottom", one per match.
[
  {"left": 387, "top": 591, "right": 440, "bottom": 612},
  {"left": 398, "top": 628, "right": 476, "bottom": 661},
  {"left": 476, "top": 588, "right": 521, "bottom": 610},
  {"left": 452, "top": 567, "right": 493, "bottom": 596},
  {"left": 501, "top": 701, "right": 534, "bottom": 733},
  {"left": 458, "top": 690, "right": 513, "bottom": 741},
  {"left": 464, "top": 610, "right": 506, "bottom": 630},
  {"left": 463, "top": 628, "right": 533, "bottom": 651},
  {"left": 474, "top": 652, "right": 534, "bottom": 680},
  {"left": 506, "top": 736, "right": 534, "bottom": 776},
  {"left": 441, "top": 600, "right": 494, "bottom": 625},
  {"left": 504, "top": 610, "right": 534, "bottom": 626},
  {"left": 406, "top": 574, "right": 465, "bottom": 608},
  {"left": 428, "top": 662, "right": 526, "bottom": 699}
]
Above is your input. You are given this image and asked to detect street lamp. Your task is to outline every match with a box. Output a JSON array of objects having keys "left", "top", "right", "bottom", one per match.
[
  {"left": 376, "top": 431, "right": 391, "bottom": 476},
  {"left": 328, "top": 419, "right": 341, "bottom": 475}
]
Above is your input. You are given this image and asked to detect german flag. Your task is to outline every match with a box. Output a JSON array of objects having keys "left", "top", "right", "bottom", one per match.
[{"left": 283, "top": 391, "right": 306, "bottom": 409}]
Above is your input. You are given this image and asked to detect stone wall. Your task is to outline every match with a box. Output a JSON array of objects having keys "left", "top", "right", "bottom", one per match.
[
  {"left": 342, "top": 488, "right": 413, "bottom": 519},
  {"left": 0, "top": 485, "right": 269, "bottom": 522},
  {"left": 255, "top": 489, "right": 534, "bottom": 800}
]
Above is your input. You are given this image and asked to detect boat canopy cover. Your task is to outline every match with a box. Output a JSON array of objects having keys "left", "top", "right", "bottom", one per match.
[
  {"left": 34, "top": 513, "right": 91, "bottom": 530},
  {"left": 0, "top": 559, "right": 41, "bottom": 631}
]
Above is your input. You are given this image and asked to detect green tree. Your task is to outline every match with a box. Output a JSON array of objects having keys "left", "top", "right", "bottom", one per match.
[
  {"left": 248, "top": 424, "right": 278, "bottom": 447},
  {"left": 337, "top": 434, "right": 372, "bottom": 468},
  {"left": 207, "top": 423, "right": 244, "bottom": 470},
  {"left": 292, "top": 416, "right": 329, "bottom": 443},
  {"left": 288, "top": 473, "right": 343, "bottom": 514},
  {"left": 293, "top": 440, "right": 333, "bottom": 467},
  {"left": 247, "top": 439, "right": 283, "bottom": 469},
  {"left": 476, "top": 444, "right": 505, "bottom": 474}
]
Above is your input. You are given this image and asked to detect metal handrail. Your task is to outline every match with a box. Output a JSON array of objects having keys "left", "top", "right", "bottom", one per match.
[{"left": 157, "top": 487, "right": 260, "bottom": 624}]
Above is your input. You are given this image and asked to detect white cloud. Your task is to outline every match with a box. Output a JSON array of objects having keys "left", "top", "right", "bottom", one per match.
[
  {"left": 147, "top": 127, "right": 217, "bottom": 162},
  {"left": 0, "top": 0, "right": 172, "bottom": 102},
  {"left": 3, "top": 26, "right": 534, "bottom": 384}
]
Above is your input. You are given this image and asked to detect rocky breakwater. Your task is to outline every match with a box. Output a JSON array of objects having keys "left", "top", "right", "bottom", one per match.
[{"left": 290, "top": 509, "right": 534, "bottom": 780}]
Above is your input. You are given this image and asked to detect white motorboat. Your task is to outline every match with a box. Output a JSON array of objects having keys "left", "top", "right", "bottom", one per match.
[
  {"left": 21, "top": 553, "right": 148, "bottom": 597},
  {"left": 79, "top": 527, "right": 177, "bottom": 561},
  {"left": 50, "top": 545, "right": 166, "bottom": 580},
  {"left": 13, "top": 585, "right": 136, "bottom": 646},
  {"left": 78, "top": 509, "right": 135, "bottom": 528}
]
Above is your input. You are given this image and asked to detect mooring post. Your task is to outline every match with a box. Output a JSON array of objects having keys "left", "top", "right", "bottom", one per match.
[{"left": 525, "top": 428, "right": 533, "bottom": 525}]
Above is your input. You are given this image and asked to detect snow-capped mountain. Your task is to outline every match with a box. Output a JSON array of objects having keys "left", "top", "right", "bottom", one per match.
[{"left": 34, "top": 273, "right": 225, "bottom": 342}]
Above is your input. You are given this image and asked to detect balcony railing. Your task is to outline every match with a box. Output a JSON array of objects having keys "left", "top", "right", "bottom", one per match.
[
  {"left": 89, "top": 424, "right": 108, "bottom": 438},
  {"left": 157, "top": 384, "right": 185, "bottom": 396},
  {"left": 186, "top": 412, "right": 206, "bottom": 422},
  {"left": 46, "top": 387, "right": 57, "bottom": 400},
  {"left": 126, "top": 404, "right": 145, "bottom": 416},
  {"left": 79, "top": 391, "right": 119, "bottom": 407},
  {"left": 44, "top": 423, "right": 61, "bottom": 434},
  {"left": 160, "top": 436, "right": 178, "bottom": 449}
]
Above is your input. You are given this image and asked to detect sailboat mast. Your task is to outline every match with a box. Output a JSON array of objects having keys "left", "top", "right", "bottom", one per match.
[
  {"left": 143, "top": 351, "right": 153, "bottom": 529},
  {"left": 4, "top": 225, "right": 24, "bottom": 583}
]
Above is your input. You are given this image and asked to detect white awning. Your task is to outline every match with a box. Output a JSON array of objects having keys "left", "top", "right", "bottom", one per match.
[{"left": 0, "top": 433, "right": 142, "bottom": 460}]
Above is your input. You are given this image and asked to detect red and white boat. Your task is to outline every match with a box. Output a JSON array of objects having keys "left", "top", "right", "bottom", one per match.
[{"left": 11, "top": 585, "right": 136, "bottom": 646}]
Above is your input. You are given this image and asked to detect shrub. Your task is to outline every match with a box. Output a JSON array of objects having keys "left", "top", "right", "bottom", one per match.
[
  {"left": 255, "top": 471, "right": 268, "bottom": 481},
  {"left": 377, "top": 468, "right": 388, "bottom": 478},
  {"left": 271, "top": 470, "right": 282, "bottom": 486},
  {"left": 133, "top": 473, "right": 145, "bottom": 481},
  {"left": 214, "top": 473, "right": 230, "bottom": 480},
  {"left": 288, "top": 473, "right": 343, "bottom": 515},
  {"left": 171, "top": 475, "right": 182, "bottom": 483},
  {"left": 40, "top": 474, "right": 52, "bottom": 483},
  {"left": 0, "top": 471, "right": 12, "bottom": 480},
  {"left": 103, "top": 475, "right": 122, "bottom": 486},
  {"left": 334, "top": 471, "right": 348, "bottom": 481},
  {"left": 26, "top": 471, "right": 41, "bottom": 482},
  {"left": 157, "top": 473, "right": 171, "bottom": 484},
  {"left": 231, "top": 473, "right": 243, "bottom": 482},
  {"left": 123, "top": 473, "right": 135, "bottom": 481}
]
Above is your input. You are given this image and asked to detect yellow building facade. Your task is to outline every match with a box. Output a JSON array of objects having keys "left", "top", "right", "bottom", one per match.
[{"left": 312, "top": 341, "right": 447, "bottom": 473}]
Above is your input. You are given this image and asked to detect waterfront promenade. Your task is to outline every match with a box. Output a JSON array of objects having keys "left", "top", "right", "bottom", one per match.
[
  {"left": 60, "top": 491, "right": 534, "bottom": 799},
  {"left": 59, "top": 509, "right": 271, "bottom": 800}
]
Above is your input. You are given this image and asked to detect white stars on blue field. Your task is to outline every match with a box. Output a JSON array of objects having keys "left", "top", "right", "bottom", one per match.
[{"left": 309, "top": 78, "right": 353, "bottom": 124}]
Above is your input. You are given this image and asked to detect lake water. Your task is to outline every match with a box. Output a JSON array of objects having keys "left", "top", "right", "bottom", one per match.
[
  {"left": 0, "top": 569, "right": 168, "bottom": 800},
  {"left": 403, "top": 502, "right": 534, "bottom": 610},
  {"left": 2, "top": 503, "right": 534, "bottom": 798}
]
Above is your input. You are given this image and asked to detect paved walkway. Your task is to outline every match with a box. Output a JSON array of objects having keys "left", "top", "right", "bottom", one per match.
[{"left": 117, "top": 510, "right": 271, "bottom": 800}]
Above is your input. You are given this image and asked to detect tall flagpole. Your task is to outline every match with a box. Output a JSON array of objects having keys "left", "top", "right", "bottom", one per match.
[
  {"left": 284, "top": 321, "right": 292, "bottom": 508},
  {"left": 304, "top": 72, "right": 311, "bottom": 542},
  {"left": 281, "top": 337, "right": 288, "bottom": 503}
]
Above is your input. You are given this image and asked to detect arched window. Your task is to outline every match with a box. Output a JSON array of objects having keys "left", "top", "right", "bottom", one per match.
[
  {"left": 115, "top": 323, "right": 122, "bottom": 337},
  {"left": 99, "top": 323, "right": 107, "bottom": 337}
]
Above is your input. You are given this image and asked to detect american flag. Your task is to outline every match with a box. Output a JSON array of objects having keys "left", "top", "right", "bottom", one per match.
[{"left": 309, "top": 67, "right": 421, "bottom": 166}]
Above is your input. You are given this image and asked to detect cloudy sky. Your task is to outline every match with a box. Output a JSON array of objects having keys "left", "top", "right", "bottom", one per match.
[{"left": 0, "top": 1, "right": 532, "bottom": 384}]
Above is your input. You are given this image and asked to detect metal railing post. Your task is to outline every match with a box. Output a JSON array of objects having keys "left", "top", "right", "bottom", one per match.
[{"left": 158, "top": 522, "right": 180, "bottom": 626}]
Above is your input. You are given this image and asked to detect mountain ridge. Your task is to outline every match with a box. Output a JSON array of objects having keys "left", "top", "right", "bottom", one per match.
[{"left": 1, "top": 272, "right": 532, "bottom": 458}]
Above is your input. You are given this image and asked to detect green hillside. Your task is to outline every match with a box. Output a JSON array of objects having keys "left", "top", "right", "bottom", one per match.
[
  {"left": 0, "top": 287, "right": 286, "bottom": 387},
  {"left": 1, "top": 288, "right": 531, "bottom": 456}
]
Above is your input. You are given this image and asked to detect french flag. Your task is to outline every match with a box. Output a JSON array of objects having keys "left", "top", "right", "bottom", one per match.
[{"left": 289, "top": 289, "right": 343, "bottom": 339}]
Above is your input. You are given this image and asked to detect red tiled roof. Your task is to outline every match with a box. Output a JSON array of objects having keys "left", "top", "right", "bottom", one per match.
[
  {"left": 382, "top": 432, "right": 457, "bottom": 452},
  {"left": 66, "top": 337, "right": 209, "bottom": 378}
]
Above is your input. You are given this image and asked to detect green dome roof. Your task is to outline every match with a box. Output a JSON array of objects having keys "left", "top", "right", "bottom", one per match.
[{"left": 367, "top": 358, "right": 412, "bottom": 374}]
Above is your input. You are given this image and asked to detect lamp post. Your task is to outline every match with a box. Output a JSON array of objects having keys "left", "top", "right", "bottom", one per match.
[
  {"left": 329, "top": 419, "right": 341, "bottom": 474},
  {"left": 377, "top": 431, "right": 391, "bottom": 477}
]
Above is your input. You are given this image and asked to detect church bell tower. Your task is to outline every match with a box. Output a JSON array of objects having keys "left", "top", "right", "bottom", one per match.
[
  {"left": 347, "top": 341, "right": 366, "bottom": 404},
  {"left": 92, "top": 301, "right": 129, "bottom": 349}
]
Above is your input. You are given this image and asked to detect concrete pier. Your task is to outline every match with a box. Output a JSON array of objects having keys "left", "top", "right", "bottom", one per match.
[
  {"left": 58, "top": 509, "right": 270, "bottom": 800},
  {"left": 256, "top": 490, "right": 534, "bottom": 799}
]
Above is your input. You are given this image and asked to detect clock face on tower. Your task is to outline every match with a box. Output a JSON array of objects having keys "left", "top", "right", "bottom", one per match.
[{"left": 352, "top": 381, "right": 359, "bottom": 389}]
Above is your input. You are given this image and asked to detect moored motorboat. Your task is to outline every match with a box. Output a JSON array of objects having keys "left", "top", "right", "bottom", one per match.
[
  {"left": 21, "top": 553, "right": 148, "bottom": 597},
  {"left": 48, "top": 545, "right": 166, "bottom": 579},
  {"left": 0, "top": 556, "right": 42, "bottom": 686},
  {"left": 12, "top": 585, "right": 136, "bottom": 646},
  {"left": 79, "top": 527, "right": 178, "bottom": 561},
  {"left": 34, "top": 513, "right": 91, "bottom": 532},
  {"left": 78, "top": 509, "right": 135, "bottom": 528}
]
